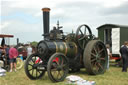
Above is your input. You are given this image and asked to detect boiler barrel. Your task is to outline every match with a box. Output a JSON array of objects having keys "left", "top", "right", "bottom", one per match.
[{"left": 37, "top": 41, "right": 78, "bottom": 58}]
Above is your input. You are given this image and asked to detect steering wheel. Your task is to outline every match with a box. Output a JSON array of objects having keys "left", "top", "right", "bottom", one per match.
[{"left": 76, "top": 24, "right": 92, "bottom": 50}]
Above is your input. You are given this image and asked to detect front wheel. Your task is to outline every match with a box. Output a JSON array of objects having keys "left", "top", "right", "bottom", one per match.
[
  {"left": 24, "top": 54, "right": 45, "bottom": 80},
  {"left": 47, "top": 53, "right": 69, "bottom": 82}
]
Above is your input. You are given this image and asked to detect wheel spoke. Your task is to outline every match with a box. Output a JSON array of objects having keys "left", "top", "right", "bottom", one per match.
[
  {"left": 59, "top": 71, "right": 62, "bottom": 79},
  {"left": 34, "top": 56, "right": 37, "bottom": 62},
  {"left": 51, "top": 68, "right": 57, "bottom": 71},
  {"left": 37, "top": 69, "right": 41, "bottom": 74},
  {"left": 36, "top": 69, "right": 38, "bottom": 78},
  {"left": 51, "top": 70, "right": 57, "bottom": 76},
  {"left": 91, "top": 53, "right": 96, "bottom": 57},
  {"left": 91, "top": 58, "right": 96, "bottom": 63},
  {"left": 95, "top": 63, "right": 99, "bottom": 72},
  {"left": 97, "top": 63, "right": 103, "bottom": 70},
  {"left": 62, "top": 64, "right": 68, "bottom": 70},
  {"left": 84, "top": 27, "right": 86, "bottom": 35},
  {"left": 96, "top": 43, "right": 101, "bottom": 53},
  {"left": 35, "top": 69, "right": 42, "bottom": 77},
  {"left": 57, "top": 71, "right": 60, "bottom": 79},
  {"left": 94, "top": 47, "right": 98, "bottom": 54},
  {"left": 61, "top": 58, "right": 64, "bottom": 66},
  {"left": 32, "top": 69, "right": 34, "bottom": 76},
  {"left": 79, "top": 37, "right": 84, "bottom": 41},
  {"left": 98, "top": 49, "right": 104, "bottom": 54},
  {"left": 79, "top": 29, "right": 84, "bottom": 35},
  {"left": 28, "top": 63, "right": 33, "bottom": 67},
  {"left": 28, "top": 68, "right": 33, "bottom": 71},
  {"left": 31, "top": 59, "right": 34, "bottom": 63},
  {"left": 100, "top": 58, "right": 105, "bottom": 61},
  {"left": 57, "top": 71, "right": 62, "bottom": 79}
]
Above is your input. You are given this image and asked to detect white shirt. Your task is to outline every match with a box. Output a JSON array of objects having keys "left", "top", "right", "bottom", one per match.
[
  {"left": 27, "top": 46, "right": 32, "bottom": 56},
  {"left": 107, "top": 48, "right": 110, "bottom": 55}
]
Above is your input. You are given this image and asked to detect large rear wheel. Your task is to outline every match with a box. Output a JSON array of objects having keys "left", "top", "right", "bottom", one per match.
[{"left": 83, "top": 40, "right": 108, "bottom": 75}]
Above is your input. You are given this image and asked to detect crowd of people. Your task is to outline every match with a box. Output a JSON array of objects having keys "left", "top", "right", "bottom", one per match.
[
  {"left": 0, "top": 44, "right": 34, "bottom": 72},
  {"left": 106, "top": 41, "right": 128, "bottom": 72}
]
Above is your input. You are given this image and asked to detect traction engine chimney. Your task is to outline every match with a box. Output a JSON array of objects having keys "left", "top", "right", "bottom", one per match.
[{"left": 42, "top": 8, "right": 50, "bottom": 40}]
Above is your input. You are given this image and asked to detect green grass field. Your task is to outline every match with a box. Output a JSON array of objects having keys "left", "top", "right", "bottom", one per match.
[{"left": 0, "top": 65, "right": 128, "bottom": 85}]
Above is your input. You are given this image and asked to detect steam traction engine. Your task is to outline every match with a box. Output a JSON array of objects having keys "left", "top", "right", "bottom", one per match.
[{"left": 24, "top": 8, "right": 108, "bottom": 82}]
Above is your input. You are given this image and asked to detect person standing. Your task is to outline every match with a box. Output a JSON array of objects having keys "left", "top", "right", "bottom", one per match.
[
  {"left": 106, "top": 44, "right": 111, "bottom": 70},
  {"left": 9, "top": 46, "right": 18, "bottom": 72},
  {"left": 0, "top": 48, "right": 4, "bottom": 68},
  {"left": 4, "top": 45, "right": 10, "bottom": 60},
  {"left": 120, "top": 41, "right": 128, "bottom": 72},
  {"left": 27, "top": 44, "right": 32, "bottom": 57}
]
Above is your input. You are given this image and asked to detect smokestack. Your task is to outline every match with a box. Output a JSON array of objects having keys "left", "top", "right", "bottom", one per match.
[
  {"left": 42, "top": 8, "right": 50, "bottom": 40},
  {"left": 17, "top": 38, "right": 19, "bottom": 45}
]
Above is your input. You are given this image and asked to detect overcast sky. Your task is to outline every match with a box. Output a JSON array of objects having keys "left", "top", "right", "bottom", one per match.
[{"left": 0, "top": 0, "right": 128, "bottom": 45}]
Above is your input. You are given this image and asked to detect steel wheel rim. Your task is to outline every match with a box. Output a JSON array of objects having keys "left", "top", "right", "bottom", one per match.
[
  {"left": 25, "top": 54, "right": 45, "bottom": 79},
  {"left": 90, "top": 41, "right": 107, "bottom": 74},
  {"left": 84, "top": 40, "right": 108, "bottom": 75},
  {"left": 48, "top": 53, "right": 69, "bottom": 82}
]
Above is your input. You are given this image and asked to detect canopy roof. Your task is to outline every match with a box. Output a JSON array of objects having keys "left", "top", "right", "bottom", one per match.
[
  {"left": 96, "top": 24, "right": 128, "bottom": 30},
  {"left": 0, "top": 34, "right": 14, "bottom": 38}
]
